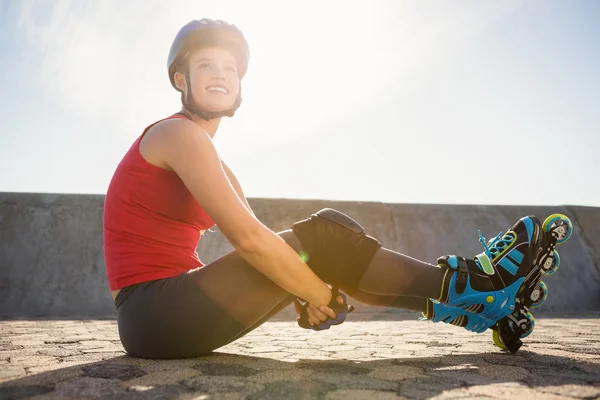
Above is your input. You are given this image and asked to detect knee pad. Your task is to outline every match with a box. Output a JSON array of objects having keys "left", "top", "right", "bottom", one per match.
[{"left": 291, "top": 208, "right": 381, "bottom": 295}]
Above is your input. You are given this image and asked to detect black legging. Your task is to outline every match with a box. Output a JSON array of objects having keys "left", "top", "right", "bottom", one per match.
[{"left": 115, "top": 228, "right": 445, "bottom": 359}]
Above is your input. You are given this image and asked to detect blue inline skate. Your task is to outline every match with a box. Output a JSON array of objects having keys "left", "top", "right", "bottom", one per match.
[
  {"left": 420, "top": 298, "right": 492, "bottom": 334},
  {"left": 490, "top": 213, "right": 573, "bottom": 353},
  {"left": 426, "top": 213, "right": 573, "bottom": 353}
]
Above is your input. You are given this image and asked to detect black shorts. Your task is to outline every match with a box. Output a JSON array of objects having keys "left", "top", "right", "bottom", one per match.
[{"left": 115, "top": 273, "right": 246, "bottom": 359}]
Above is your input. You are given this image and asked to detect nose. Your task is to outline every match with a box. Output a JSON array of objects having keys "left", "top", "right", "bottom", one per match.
[{"left": 210, "top": 64, "right": 227, "bottom": 79}]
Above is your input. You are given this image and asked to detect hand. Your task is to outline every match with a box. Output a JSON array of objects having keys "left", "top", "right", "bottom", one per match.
[
  {"left": 296, "top": 287, "right": 355, "bottom": 331},
  {"left": 295, "top": 296, "right": 344, "bottom": 327}
]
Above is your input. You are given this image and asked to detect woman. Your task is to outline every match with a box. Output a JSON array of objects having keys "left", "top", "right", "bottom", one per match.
[{"left": 103, "top": 19, "right": 547, "bottom": 359}]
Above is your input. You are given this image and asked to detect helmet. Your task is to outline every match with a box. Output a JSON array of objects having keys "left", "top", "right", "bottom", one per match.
[
  {"left": 167, "top": 19, "right": 250, "bottom": 89},
  {"left": 167, "top": 18, "right": 250, "bottom": 120}
]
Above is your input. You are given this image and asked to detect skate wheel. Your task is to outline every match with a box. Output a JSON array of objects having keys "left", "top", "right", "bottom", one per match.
[
  {"left": 519, "top": 312, "right": 535, "bottom": 338},
  {"left": 543, "top": 250, "right": 560, "bottom": 275},
  {"left": 530, "top": 281, "right": 548, "bottom": 308},
  {"left": 492, "top": 330, "right": 508, "bottom": 351},
  {"left": 542, "top": 214, "right": 573, "bottom": 244}
]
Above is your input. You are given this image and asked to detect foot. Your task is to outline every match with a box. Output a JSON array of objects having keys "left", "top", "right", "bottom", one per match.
[
  {"left": 420, "top": 299, "right": 493, "bottom": 333},
  {"left": 436, "top": 216, "right": 544, "bottom": 322}
]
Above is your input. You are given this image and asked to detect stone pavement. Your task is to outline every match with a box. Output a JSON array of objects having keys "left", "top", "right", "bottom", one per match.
[{"left": 1, "top": 316, "right": 600, "bottom": 400}]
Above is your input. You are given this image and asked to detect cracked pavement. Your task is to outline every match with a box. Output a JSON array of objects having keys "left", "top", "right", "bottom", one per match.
[{"left": 1, "top": 315, "right": 599, "bottom": 399}]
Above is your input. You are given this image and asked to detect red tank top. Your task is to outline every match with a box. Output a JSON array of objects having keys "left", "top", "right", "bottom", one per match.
[{"left": 103, "top": 114, "right": 216, "bottom": 290}]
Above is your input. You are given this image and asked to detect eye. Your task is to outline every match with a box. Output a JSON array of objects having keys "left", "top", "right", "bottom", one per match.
[
  {"left": 226, "top": 65, "right": 237, "bottom": 73},
  {"left": 198, "top": 62, "right": 211, "bottom": 69}
]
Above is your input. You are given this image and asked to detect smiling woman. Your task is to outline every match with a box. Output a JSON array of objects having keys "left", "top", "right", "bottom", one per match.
[
  {"left": 166, "top": 19, "right": 249, "bottom": 121},
  {"left": 101, "top": 17, "right": 560, "bottom": 359},
  {"left": 180, "top": 49, "right": 241, "bottom": 113}
]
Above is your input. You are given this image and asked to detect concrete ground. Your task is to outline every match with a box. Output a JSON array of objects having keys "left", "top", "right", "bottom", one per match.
[{"left": 1, "top": 314, "right": 599, "bottom": 399}]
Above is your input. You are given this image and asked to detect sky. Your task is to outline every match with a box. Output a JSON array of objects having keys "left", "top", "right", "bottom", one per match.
[{"left": 0, "top": 0, "right": 598, "bottom": 207}]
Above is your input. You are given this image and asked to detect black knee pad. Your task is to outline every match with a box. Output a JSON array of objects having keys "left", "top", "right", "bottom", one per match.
[{"left": 291, "top": 208, "right": 381, "bottom": 295}]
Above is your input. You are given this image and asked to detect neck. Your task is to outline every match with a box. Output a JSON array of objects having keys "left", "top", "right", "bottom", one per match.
[{"left": 180, "top": 108, "right": 222, "bottom": 138}]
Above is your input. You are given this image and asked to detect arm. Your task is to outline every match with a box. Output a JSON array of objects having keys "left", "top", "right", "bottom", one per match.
[{"left": 152, "top": 119, "right": 332, "bottom": 307}]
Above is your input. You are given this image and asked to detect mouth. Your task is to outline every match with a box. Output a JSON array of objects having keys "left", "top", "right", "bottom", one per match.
[{"left": 206, "top": 86, "right": 229, "bottom": 95}]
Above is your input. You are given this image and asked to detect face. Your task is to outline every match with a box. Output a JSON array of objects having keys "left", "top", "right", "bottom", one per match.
[{"left": 175, "top": 46, "right": 241, "bottom": 112}]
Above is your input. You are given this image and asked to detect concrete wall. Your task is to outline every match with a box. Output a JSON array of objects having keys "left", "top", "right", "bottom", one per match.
[{"left": 1, "top": 192, "right": 599, "bottom": 318}]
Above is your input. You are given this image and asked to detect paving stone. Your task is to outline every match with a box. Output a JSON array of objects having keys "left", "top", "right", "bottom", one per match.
[
  {"left": 326, "top": 350, "right": 392, "bottom": 361},
  {"left": 27, "top": 394, "right": 80, "bottom": 400},
  {"left": 0, "top": 343, "right": 24, "bottom": 352},
  {"left": 77, "top": 340, "right": 118, "bottom": 349},
  {"left": 312, "top": 372, "right": 400, "bottom": 391},
  {"left": 297, "top": 361, "right": 370, "bottom": 375},
  {"left": 191, "top": 362, "right": 258, "bottom": 377},
  {"left": 80, "top": 347, "right": 126, "bottom": 354},
  {"left": 326, "top": 389, "right": 407, "bottom": 400},
  {"left": 0, "top": 318, "right": 599, "bottom": 399},
  {"left": 59, "top": 353, "right": 127, "bottom": 364},
  {"left": 3, "top": 365, "right": 83, "bottom": 387},
  {"left": 243, "top": 346, "right": 286, "bottom": 353},
  {"left": 575, "top": 362, "right": 600, "bottom": 378},
  {"left": 42, "top": 339, "right": 80, "bottom": 345},
  {"left": 535, "top": 383, "right": 600, "bottom": 398},
  {"left": 62, "top": 336, "right": 97, "bottom": 342},
  {"left": 336, "top": 340, "right": 374, "bottom": 346},
  {"left": 120, "top": 368, "right": 200, "bottom": 388},
  {"left": 246, "top": 380, "right": 335, "bottom": 400},
  {"left": 368, "top": 365, "right": 428, "bottom": 381},
  {"left": 245, "top": 351, "right": 295, "bottom": 360},
  {"left": 242, "top": 356, "right": 299, "bottom": 371},
  {"left": 322, "top": 345, "right": 359, "bottom": 352},
  {"left": 437, "top": 355, "right": 489, "bottom": 366},
  {"left": 397, "top": 377, "right": 464, "bottom": 399},
  {"left": 428, "top": 369, "right": 501, "bottom": 386},
  {"left": 136, "top": 358, "right": 200, "bottom": 372},
  {"left": 182, "top": 375, "right": 263, "bottom": 393},
  {"left": 0, "top": 366, "right": 27, "bottom": 383},
  {"left": 252, "top": 367, "right": 315, "bottom": 384},
  {"left": 0, "top": 384, "right": 53, "bottom": 399},
  {"left": 392, "top": 343, "right": 428, "bottom": 351},
  {"left": 467, "top": 383, "right": 574, "bottom": 400},
  {"left": 371, "top": 350, "right": 416, "bottom": 359},
  {"left": 425, "top": 387, "right": 473, "bottom": 399},
  {"left": 9, "top": 356, "right": 57, "bottom": 368},
  {"left": 109, "top": 384, "right": 187, "bottom": 400},
  {"left": 36, "top": 347, "right": 82, "bottom": 357},
  {"left": 53, "top": 376, "right": 126, "bottom": 399},
  {"left": 180, "top": 393, "right": 246, "bottom": 400},
  {"left": 477, "top": 365, "right": 532, "bottom": 381},
  {"left": 10, "top": 341, "right": 47, "bottom": 347},
  {"left": 81, "top": 364, "right": 147, "bottom": 381}
]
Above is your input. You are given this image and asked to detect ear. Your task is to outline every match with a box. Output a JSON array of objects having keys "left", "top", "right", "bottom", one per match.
[{"left": 174, "top": 71, "right": 186, "bottom": 92}]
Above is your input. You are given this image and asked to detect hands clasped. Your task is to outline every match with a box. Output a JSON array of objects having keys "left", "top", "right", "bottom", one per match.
[{"left": 295, "top": 287, "right": 355, "bottom": 331}]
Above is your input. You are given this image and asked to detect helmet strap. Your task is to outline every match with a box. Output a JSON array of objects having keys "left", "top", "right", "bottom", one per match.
[{"left": 183, "top": 68, "right": 242, "bottom": 120}]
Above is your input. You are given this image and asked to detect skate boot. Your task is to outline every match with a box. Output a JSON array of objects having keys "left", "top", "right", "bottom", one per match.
[
  {"left": 420, "top": 298, "right": 493, "bottom": 333},
  {"left": 435, "top": 215, "right": 547, "bottom": 330},
  {"left": 490, "top": 213, "right": 573, "bottom": 354}
]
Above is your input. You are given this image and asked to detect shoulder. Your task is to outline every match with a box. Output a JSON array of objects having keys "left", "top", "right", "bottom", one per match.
[
  {"left": 139, "top": 116, "right": 212, "bottom": 169},
  {"left": 147, "top": 116, "right": 203, "bottom": 142}
]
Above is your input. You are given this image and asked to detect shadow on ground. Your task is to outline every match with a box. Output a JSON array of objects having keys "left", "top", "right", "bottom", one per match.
[{"left": 1, "top": 350, "right": 599, "bottom": 400}]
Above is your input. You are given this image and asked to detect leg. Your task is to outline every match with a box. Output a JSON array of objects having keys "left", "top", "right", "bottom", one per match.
[
  {"left": 186, "top": 229, "right": 303, "bottom": 328},
  {"left": 288, "top": 208, "right": 540, "bottom": 335},
  {"left": 290, "top": 208, "right": 447, "bottom": 302},
  {"left": 183, "top": 213, "right": 449, "bottom": 350},
  {"left": 357, "top": 248, "right": 446, "bottom": 299},
  {"left": 117, "top": 229, "right": 306, "bottom": 359},
  {"left": 187, "top": 228, "right": 436, "bottom": 340}
]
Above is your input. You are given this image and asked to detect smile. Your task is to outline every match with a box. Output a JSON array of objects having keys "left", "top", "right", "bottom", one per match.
[{"left": 206, "top": 86, "right": 228, "bottom": 94}]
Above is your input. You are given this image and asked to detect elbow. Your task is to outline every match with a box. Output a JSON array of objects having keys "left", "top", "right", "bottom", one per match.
[{"left": 231, "top": 225, "right": 269, "bottom": 256}]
